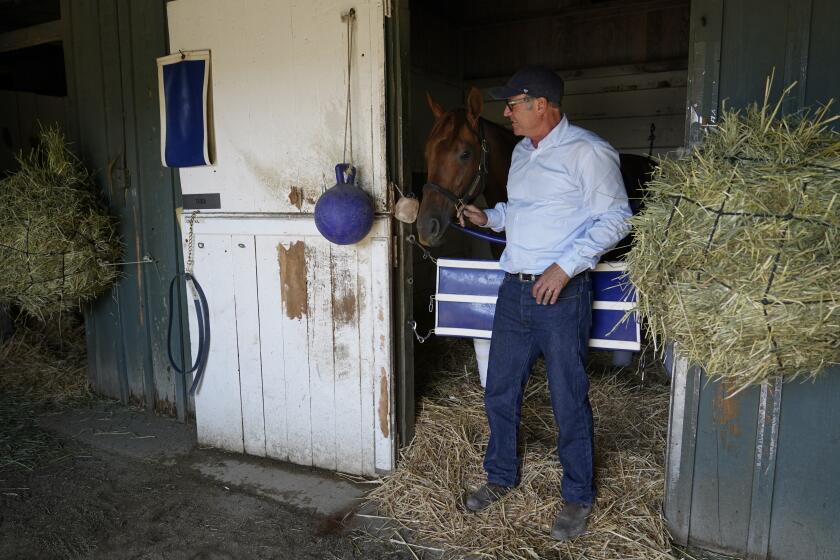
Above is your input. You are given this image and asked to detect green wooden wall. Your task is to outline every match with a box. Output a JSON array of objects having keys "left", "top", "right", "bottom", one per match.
[
  {"left": 61, "top": 0, "right": 190, "bottom": 419},
  {"left": 667, "top": 1, "right": 840, "bottom": 559}
]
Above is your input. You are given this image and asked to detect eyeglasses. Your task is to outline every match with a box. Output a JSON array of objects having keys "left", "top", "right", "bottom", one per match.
[{"left": 505, "top": 96, "right": 532, "bottom": 111}]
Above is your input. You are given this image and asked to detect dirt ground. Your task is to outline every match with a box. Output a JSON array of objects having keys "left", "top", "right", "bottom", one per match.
[
  {"left": 0, "top": 320, "right": 736, "bottom": 560},
  {"left": 0, "top": 395, "right": 413, "bottom": 560}
]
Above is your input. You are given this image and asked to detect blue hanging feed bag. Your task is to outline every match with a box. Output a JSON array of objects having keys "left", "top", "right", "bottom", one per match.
[
  {"left": 156, "top": 50, "right": 212, "bottom": 167},
  {"left": 314, "top": 164, "right": 374, "bottom": 245}
]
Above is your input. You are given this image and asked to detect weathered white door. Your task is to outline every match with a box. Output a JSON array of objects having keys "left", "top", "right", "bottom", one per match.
[{"left": 169, "top": 0, "right": 395, "bottom": 475}]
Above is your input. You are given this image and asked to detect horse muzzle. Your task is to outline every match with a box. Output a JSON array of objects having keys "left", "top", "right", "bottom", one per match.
[{"left": 416, "top": 213, "right": 450, "bottom": 247}]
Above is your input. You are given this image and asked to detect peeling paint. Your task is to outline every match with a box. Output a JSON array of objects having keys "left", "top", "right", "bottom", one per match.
[
  {"left": 333, "top": 293, "right": 357, "bottom": 325},
  {"left": 334, "top": 344, "right": 350, "bottom": 374},
  {"left": 330, "top": 250, "right": 357, "bottom": 326},
  {"left": 277, "top": 241, "right": 308, "bottom": 320},
  {"left": 377, "top": 308, "right": 384, "bottom": 322},
  {"left": 288, "top": 186, "right": 304, "bottom": 210},
  {"left": 378, "top": 368, "right": 390, "bottom": 438},
  {"left": 714, "top": 382, "right": 742, "bottom": 438}
]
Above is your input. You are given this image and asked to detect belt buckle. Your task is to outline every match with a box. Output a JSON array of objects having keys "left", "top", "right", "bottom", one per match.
[{"left": 517, "top": 272, "right": 538, "bottom": 282}]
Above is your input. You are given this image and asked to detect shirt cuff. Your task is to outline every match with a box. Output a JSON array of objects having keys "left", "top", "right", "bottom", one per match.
[
  {"left": 555, "top": 256, "right": 590, "bottom": 279},
  {"left": 483, "top": 208, "right": 505, "bottom": 231}
]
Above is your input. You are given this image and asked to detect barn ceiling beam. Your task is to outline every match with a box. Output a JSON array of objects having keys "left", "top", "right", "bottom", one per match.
[
  {"left": 0, "top": 19, "right": 62, "bottom": 54},
  {"left": 466, "top": 58, "right": 688, "bottom": 89},
  {"left": 461, "top": 0, "right": 690, "bottom": 30}
]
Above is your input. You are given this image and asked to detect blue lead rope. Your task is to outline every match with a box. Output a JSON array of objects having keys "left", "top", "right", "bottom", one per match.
[
  {"left": 167, "top": 273, "right": 211, "bottom": 396},
  {"left": 448, "top": 220, "right": 507, "bottom": 245}
]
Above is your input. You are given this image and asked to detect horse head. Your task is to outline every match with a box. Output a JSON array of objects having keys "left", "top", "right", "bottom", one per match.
[{"left": 417, "top": 87, "right": 487, "bottom": 247}]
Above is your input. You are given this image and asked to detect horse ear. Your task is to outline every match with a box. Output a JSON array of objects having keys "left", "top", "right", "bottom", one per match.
[
  {"left": 466, "top": 86, "right": 483, "bottom": 127},
  {"left": 426, "top": 92, "right": 445, "bottom": 120}
]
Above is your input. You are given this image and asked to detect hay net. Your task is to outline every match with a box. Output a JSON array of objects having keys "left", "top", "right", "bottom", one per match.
[
  {"left": 626, "top": 79, "right": 840, "bottom": 391},
  {"left": 0, "top": 126, "right": 121, "bottom": 317}
]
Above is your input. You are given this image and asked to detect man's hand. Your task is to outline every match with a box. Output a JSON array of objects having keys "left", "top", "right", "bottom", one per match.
[
  {"left": 459, "top": 204, "right": 488, "bottom": 227},
  {"left": 533, "top": 263, "right": 570, "bottom": 305}
]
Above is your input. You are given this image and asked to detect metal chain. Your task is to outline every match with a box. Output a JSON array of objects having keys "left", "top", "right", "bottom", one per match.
[
  {"left": 186, "top": 210, "right": 199, "bottom": 276},
  {"left": 408, "top": 320, "right": 435, "bottom": 344},
  {"left": 406, "top": 234, "right": 436, "bottom": 264}
]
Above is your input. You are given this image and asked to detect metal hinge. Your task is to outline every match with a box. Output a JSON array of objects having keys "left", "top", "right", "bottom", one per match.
[
  {"left": 387, "top": 180, "right": 397, "bottom": 213},
  {"left": 384, "top": 0, "right": 392, "bottom": 18}
]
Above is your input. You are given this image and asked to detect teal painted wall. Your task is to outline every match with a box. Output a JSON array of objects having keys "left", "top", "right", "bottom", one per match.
[
  {"left": 667, "top": 1, "right": 840, "bottom": 558},
  {"left": 62, "top": 0, "right": 190, "bottom": 419}
]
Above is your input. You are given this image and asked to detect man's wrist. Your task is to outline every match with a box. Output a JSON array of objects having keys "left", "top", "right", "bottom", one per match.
[
  {"left": 555, "top": 258, "right": 579, "bottom": 279},
  {"left": 483, "top": 208, "right": 503, "bottom": 229}
]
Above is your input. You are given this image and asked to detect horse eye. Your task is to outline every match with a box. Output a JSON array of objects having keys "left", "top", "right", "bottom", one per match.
[{"left": 459, "top": 150, "right": 472, "bottom": 160}]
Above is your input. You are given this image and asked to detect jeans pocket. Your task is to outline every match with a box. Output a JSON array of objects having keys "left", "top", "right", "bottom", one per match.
[{"left": 553, "top": 278, "right": 583, "bottom": 302}]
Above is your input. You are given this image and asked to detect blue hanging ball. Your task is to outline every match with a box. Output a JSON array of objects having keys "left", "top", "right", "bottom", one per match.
[{"left": 314, "top": 164, "right": 374, "bottom": 245}]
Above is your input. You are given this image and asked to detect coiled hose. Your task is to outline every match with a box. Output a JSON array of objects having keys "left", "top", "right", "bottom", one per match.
[{"left": 167, "top": 273, "right": 210, "bottom": 396}]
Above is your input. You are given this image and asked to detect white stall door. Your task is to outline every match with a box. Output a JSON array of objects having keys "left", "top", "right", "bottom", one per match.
[{"left": 186, "top": 216, "right": 393, "bottom": 476}]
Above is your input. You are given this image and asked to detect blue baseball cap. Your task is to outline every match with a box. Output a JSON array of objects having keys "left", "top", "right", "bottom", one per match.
[{"left": 490, "top": 66, "right": 565, "bottom": 104}]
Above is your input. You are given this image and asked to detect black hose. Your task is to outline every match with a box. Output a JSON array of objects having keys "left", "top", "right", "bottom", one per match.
[{"left": 167, "top": 273, "right": 211, "bottom": 396}]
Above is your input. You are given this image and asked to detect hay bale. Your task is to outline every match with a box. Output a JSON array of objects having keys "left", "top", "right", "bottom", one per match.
[
  {"left": 0, "top": 127, "right": 121, "bottom": 317},
  {"left": 367, "top": 340, "right": 674, "bottom": 560},
  {"left": 626, "top": 79, "right": 840, "bottom": 391}
]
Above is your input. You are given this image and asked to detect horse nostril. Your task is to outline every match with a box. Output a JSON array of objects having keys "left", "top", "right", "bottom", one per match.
[{"left": 429, "top": 218, "right": 440, "bottom": 238}]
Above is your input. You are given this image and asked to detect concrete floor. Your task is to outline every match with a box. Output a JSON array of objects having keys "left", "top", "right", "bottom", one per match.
[{"left": 38, "top": 403, "right": 369, "bottom": 518}]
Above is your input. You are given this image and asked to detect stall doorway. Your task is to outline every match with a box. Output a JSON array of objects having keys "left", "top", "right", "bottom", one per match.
[{"left": 392, "top": 0, "right": 692, "bottom": 447}]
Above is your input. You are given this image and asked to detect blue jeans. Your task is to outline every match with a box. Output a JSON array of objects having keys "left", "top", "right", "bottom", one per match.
[{"left": 483, "top": 272, "right": 595, "bottom": 505}]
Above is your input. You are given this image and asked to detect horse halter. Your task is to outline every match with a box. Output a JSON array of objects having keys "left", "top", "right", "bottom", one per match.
[{"left": 422, "top": 119, "right": 489, "bottom": 216}]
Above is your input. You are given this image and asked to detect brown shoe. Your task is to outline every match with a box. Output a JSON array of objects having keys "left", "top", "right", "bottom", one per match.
[
  {"left": 465, "top": 483, "right": 512, "bottom": 512},
  {"left": 550, "top": 502, "right": 592, "bottom": 541}
]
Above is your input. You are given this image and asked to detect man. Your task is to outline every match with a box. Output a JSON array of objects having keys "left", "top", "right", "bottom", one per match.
[{"left": 459, "top": 66, "right": 631, "bottom": 541}]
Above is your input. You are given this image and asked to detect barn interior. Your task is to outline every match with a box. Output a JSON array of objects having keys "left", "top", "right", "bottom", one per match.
[{"left": 406, "top": 0, "right": 691, "bottom": 393}]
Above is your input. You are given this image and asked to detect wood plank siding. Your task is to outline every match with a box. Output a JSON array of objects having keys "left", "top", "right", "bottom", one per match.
[
  {"left": 62, "top": 0, "right": 190, "bottom": 417},
  {"left": 187, "top": 216, "right": 393, "bottom": 476},
  {"left": 167, "top": 0, "right": 395, "bottom": 475}
]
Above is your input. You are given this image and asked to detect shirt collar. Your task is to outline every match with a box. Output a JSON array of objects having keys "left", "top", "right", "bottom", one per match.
[{"left": 523, "top": 115, "right": 569, "bottom": 150}]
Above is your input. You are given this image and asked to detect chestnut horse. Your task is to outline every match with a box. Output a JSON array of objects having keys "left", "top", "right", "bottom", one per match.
[
  {"left": 417, "top": 87, "right": 517, "bottom": 248},
  {"left": 417, "top": 86, "right": 654, "bottom": 259}
]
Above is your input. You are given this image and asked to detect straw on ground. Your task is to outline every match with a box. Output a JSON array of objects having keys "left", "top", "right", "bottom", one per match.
[{"left": 367, "top": 340, "right": 674, "bottom": 560}]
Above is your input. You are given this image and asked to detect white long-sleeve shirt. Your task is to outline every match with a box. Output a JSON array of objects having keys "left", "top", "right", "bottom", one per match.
[{"left": 483, "top": 116, "right": 631, "bottom": 277}]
